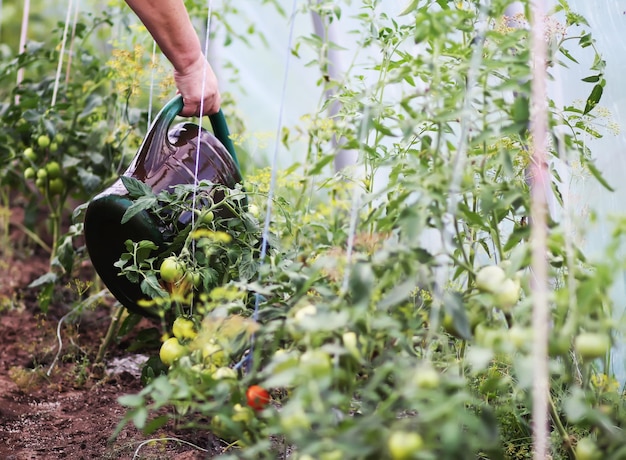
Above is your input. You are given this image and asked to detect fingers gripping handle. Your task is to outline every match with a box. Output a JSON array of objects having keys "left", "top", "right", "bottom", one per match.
[{"left": 155, "top": 95, "right": 241, "bottom": 172}]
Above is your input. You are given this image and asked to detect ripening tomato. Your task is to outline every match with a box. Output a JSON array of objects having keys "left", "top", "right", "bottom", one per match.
[{"left": 246, "top": 385, "right": 270, "bottom": 411}]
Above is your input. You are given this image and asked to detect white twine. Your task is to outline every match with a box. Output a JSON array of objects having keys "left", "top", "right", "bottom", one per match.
[
  {"left": 238, "top": 0, "right": 299, "bottom": 372},
  {"left": 51, "top": 0, "right": 75, "bottom": 107},
  {"left": 188, "top": 0, "right": 214, "bottom": 316},
  {"left": 64, "top": 0, "right": 81, "bottom": 90},
  {"left": 147, "top": 40, "right": 157, "bottom": 128}
]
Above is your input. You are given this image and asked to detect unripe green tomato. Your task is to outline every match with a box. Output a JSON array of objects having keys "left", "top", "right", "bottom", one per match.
[
  {"left": 35, "top": 177, "right": 46, "bottom": 190},
  {"left": 54, "top": 133, "right": 64, "bottom": 144},
  {"left": 184, "top": 270, "right": 202, "bottom": 288},
  {"left": 494, "top": 279, "right": 520, "bottom": 311},
  {"left": 508, "top": 325, "right": 532, "bottom": 350},
  {"left": 414, "top": 366, "right": 440, "bottom": 390},
  {"left": 159, "top": 337, "right": 188, "bottom": 366},
  {"left": 37, "top": 134, "right": 51, "bottom": 148},
  {"left": 46, "top": 161, "right": 62, "bottom": 179},
  {"left": 48, "top": 178, "right": 64, "bottom": 195},
  {"left": 213, "top": 366, "right": 237, "bottom": 380},
  {"left": 24, "top": 147, "right": 37, "bottom": 162},
  {"left": 200, "top": 210, "right": 214, "bottom": 224},
  {"left": 232, "top": 403, "right": 254, "bottom": 423},
  {"left": 202, "top": 342, "right": 228, "bottom": 366},
  {"left": 159, "top": 256, "right": 185, "bottom": 283},
  {"left": 475, "top": 265, "right": 506, "bottom": 293},
  {"left": 36, "top": 168, "right": 48, "bottom": 180},
  {"left": 24, "top": 167, "right": 36, "bottom": 180},
  {"left": 574, "top": 332, "right": 610, "bottom": 361},
  {"left": 172, "top": 316, "right": 197, "bottom": 341},
  {"left": 388, "top": 431, "right": 424, "bottom": 460},
  {"left": 575, "top": 437, "right": 601, "bottom": 460},
  {"left": 299, "top": 349, "right": 331, "bottom": 375}
]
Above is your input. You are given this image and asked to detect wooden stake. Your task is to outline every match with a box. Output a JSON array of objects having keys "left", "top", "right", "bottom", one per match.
[{"left": 529, "top": 1, "right": 550, "bottom": 459}]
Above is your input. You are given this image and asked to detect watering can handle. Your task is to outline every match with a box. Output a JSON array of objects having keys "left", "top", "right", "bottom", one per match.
[{"left": 158, "top": 95, "right": 241, "bottom": 171}]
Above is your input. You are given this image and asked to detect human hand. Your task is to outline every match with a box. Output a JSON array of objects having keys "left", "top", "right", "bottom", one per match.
[{"left": 174, "top": 55, "right": 220, "bottom": 117}]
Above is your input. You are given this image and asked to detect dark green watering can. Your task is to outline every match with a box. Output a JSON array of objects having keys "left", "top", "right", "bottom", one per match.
[{"left": 84, "top": 95, "right": 242, "bottom": 317}]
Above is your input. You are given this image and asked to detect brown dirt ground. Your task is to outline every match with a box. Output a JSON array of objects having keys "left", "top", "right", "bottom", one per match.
[{"left": 0, "top": 206, "right": 228, "bottom": 459}]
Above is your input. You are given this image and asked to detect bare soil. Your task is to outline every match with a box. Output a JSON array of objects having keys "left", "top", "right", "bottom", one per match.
[{"left": 0, "top": 207, "right": 226, "bottom": 459}]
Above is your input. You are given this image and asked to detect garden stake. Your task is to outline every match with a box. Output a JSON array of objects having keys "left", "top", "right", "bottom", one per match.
[
  {"left": 529, "top": 1, "right": 551, "bottom": 458},
  {"left": 15, "top": 0, "right": 30, "bottom": 105}
]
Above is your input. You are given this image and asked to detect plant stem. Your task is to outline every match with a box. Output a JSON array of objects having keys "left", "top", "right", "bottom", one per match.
[{"left": 95, "top": 304, "right": 125, "bottom": 364}]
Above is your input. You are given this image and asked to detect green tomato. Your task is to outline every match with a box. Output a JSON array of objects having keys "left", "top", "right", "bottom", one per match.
[
  {"left": 48, "top": 178, "right": 64, "bottom": 195},
  {"left": 24, "top": 167, "right": 36, "bottom": 180},
  {"left": 37, "top": 134, "right": 51, "bottom": 149},
  {"left": 213, "top": 366, "right": 237, "bottom": 380},
  {"left": 388, "top": 431, "right": 424, "bottom": 460},
  {"left": 575, "top": 437, "right": 601, "bottom": 460},
  {"left": 172, "top": 316, "right": 197, "bottom": 341},
  {"left": 493, "top": 279, "right": 520, "bottom": 311},
  {"left": 232, "top": 403, "right": 254, "bottom": 423},
  {"left": 54, "top": 133, "right": 65, "bottom": 144},
  {"left": 159, "top": 337, "right": 188, "bottom": 366},
  {"left": 200, "top": 210, "right": 214, "bottom": 224},
  {"left": 24, "top": 147, "right": 37, "bottom": 162},
  {"left": 49, "top": 142, "right": 59, "bottom": 152},
  {"left": 46, "top": 161, "right": 62, "bottom": 179},
  {"left": 574, "top": 332, "right": 610, "bottom": 361},
  {"left": 36, "top": 168, "right": 48, "bottom": 180},
  {"left": 159, "top": 256, "right": 185, "bottom": 283},
  {"left": 508, "top": 325, "right": 532, "bottom": 350},
  {"left": 299, "top": 350, "right": 331, "bottom": 375},
  {"left": 202, "top": 342, "right": 228, "bottom": 366},
  {"left": 413, "top": 365, "right": 440, "bottom": 390},
  {"left": 184, "top": 270, "right": 202, "bottom": 288},
  {"left": 475, "top": 265, "right": 506, "bottom": 293}
]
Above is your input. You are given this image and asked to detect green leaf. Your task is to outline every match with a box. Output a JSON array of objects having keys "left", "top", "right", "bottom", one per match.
[
  {"left": 583, "top": 157, "right": 614, "bottom": 191},
  {"left": 28, "top": 272, "right": 57, "bottom": 288},
  {"left": 349, "top": 262, "right": 375, "bottom": 307},
  {"left": 399, "top": 0, "right": 419, "bottom": 16},
  {"left": 132, "top": 407, "right": 148, "bottom": 429},
  {"left": 120, "top": 195, "right": 158, "bottom": 224},
  {"left": 121, "top": 175, "right": 154, "bottom": 198},
  {"left": 443, "top": 291, "right": 471, "bottom": 340},
  {"left": 117, "top": 312, "right": 143, "bottom": 337},
  {"left": 581, "top": 74, "right": 601, "bottom": 83},
  {"left": 143, "top": 415, "right": 169, "bottom": 435},
  {"left": 118, "top": 394, "right": 145, "bottom": 408},
  {"left": 583, "top": 83, "right": 603, "bottom": 115}
]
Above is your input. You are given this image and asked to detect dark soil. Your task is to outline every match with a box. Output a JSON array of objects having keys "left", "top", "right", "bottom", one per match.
[{"left": 0, "top": 206, "right": 227, "bottom": 459}]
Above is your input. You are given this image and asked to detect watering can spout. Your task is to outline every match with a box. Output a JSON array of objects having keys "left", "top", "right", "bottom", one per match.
[{"left": 83, "top": 95, "right": 243, "bottom": 317}]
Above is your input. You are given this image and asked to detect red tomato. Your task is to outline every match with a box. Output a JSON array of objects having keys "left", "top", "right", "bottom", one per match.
[{"left": 246, "top": 385, "right": 270, "bottom": 411}]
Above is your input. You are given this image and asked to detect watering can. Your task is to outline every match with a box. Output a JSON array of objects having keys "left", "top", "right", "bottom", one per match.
[{"left": 83, "top": 95, "right": 243, "bottom": 317}]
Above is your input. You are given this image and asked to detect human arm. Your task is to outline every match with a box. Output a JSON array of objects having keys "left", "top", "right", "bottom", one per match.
[{"left": 125, "top": 0, "right": 220, "bottom": 116}]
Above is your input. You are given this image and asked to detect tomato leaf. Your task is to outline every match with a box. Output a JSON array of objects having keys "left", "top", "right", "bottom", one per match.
[
  {"left": 583, "top": 83, "right": 603, "bottom": 115},
  {"left": 121, "top": 175, "right": 154, "bottom": 198},
  {"left": 120, "top": 195, "right": 158, "bottom": 224}
]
